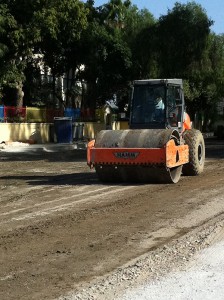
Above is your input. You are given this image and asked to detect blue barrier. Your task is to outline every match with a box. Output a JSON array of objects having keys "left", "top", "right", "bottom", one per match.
[
  {"left": 0, "top": 106, "right": 4, "bottom": 122},
  {"left": 64, "top": 108, "right": 81, "bottom": 121},
  {"left": 54, "top": 117, "right": 73, "bottom": 143}
]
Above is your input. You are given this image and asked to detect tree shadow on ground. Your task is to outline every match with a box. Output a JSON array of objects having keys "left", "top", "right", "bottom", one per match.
[{"left": 0, "top": 172, "right": 99, "bottom": 186}]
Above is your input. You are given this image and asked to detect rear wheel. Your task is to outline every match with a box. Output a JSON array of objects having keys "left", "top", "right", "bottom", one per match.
[{"left": 182, "top": 129, "right": 205, "bottom": 176}]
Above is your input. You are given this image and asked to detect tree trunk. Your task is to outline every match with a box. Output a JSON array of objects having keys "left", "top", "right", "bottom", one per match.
[
  {"left": 52, "top": 72, "right": 56, "bottom": 105},
  {"left": 15, "top": 82, "right": 24, "bottom": 108}
]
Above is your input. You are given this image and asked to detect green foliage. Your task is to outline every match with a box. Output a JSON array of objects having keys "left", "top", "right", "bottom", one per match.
[
  {"left": 0, "top": 1, "right": 42, "bottom": 103},
  {"left": 0, "top": 0, "right": 88, "bottom": 105},
  {"left": 184, "top": 33, "right": 224, "bottom": 127},
  {"left": 131, "top": 1, "right": 221, "bottom": 126},
  {"left": 0, "top": 0, "right": 223, "bottom": 122},
  {"left": 34, "top": 0, "right": 88, "bottom": 75},
  {"left": 100, "top": 0, "right": 131, "bottom": 28},
  {"left": 81, "top": 1, "right": 156, "bottom": 107},
  {"left": 157, "top": 2, "right": 213, "bottom": 77}
]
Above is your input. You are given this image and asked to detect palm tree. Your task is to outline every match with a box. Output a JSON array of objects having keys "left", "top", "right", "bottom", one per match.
[{"left": 104, "top": 0, "right": 131, "bottom": 29}]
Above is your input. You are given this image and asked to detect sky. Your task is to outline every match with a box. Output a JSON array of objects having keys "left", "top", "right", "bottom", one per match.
[{"left": 86, "top": 0, "right": 224, "bottom": 34}]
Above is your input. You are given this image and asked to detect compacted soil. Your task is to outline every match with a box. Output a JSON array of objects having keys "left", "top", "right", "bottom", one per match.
[{"left": 0, "top": 138, "right": 224, "bottom": 300}]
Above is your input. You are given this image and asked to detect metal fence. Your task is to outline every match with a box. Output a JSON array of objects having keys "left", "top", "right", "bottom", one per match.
[
  {"left": 1, "top": 106, "right": 93, "bottom": 123},
  {"left": 4, "top": 106, "right": 26, "bottom": 123}
]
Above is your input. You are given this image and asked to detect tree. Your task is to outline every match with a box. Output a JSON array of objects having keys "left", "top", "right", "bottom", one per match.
[
  {"left": 34, "top": 0, "right": 89, "bottom": 107},
  {"left": 119, "top": 5, "right": 156, "bottom": 79},
  {"left": 157, "top": 2, "right": 213, "bottom": 78},
  {"left": 184, "top": 33, "right": 224, "bottom": 129},
  {"left": 0, "top": 4, "right": 23, "bottom": 105},
  {"left": 0, "top": 1, "right": 42, "bottom": 107},
  {"left": 101, "top": 0, "right": 131, "bottom": 29},
  {"left": 78, "top": 1, "right": 133, "bottom": 109},
  {"left": 130, "top": 23, "right": 158, "bottom": 79},
  {"left": 0, "top": 0, "right": 89, "bottom": 108},
  {"left": 130, "top": 1, "right": 217, "bottom": 126},
  {"left": 81, "top": 1, "right": 157, "bottom": 109}
]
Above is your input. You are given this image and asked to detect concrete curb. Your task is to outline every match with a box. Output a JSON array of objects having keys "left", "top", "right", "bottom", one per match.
[{"left": 0, "top": 141, "right": 87, "bottom": 153}]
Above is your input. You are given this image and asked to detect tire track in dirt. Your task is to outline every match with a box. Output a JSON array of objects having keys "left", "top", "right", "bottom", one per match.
[{"left": 0, "top": 184, "right": 136, "bottom": 230}]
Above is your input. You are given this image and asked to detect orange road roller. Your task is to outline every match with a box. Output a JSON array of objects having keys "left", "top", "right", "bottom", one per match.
[{"left": 87, "top": 79, "right": 205, "bottom": 183}]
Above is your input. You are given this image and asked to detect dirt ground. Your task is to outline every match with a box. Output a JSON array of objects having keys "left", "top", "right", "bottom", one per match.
[{"left": 0, "top": 138, "right": 224, "bottom": 300}]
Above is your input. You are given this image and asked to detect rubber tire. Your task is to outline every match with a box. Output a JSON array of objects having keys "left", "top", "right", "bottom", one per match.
[{"left": 182, "top": 129, "right": 205, "bottom": 176}]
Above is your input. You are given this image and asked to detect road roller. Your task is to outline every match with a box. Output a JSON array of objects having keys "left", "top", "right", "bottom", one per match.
[{"left": 87, "top": 79, "right": 205, "bottom": 183}]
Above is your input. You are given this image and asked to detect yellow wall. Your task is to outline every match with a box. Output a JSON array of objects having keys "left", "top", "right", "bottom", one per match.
[
  {"left": 0, "top": 123, "right": 50, "bottom": 143},
  {"left": 112, "top": 121, "right": 129, "bottom": 130},
  {"left": 0, "top": 121, "right": 129, "bottom": 144},
  {"left": 83, "top": 122, "right": 105, "bottom": 139}
]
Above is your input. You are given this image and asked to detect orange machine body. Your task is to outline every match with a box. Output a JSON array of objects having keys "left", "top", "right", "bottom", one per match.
[{"left": 87, "top": 139, "right": 189, "bottom": 169}]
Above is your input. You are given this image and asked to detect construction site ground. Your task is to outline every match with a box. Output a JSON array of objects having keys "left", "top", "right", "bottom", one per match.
[{"left": 0, "top": 137, "right": 224, "bottom": 300}]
